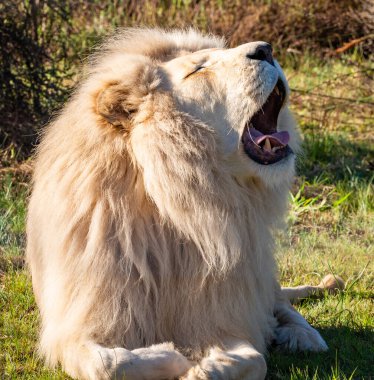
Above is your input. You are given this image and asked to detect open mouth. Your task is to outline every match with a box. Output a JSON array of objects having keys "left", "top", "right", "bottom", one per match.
[{"left": 241, "top": 80, "right": 292, "bottom": 165}]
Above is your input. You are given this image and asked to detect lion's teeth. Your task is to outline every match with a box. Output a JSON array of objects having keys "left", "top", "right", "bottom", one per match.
[
  {"left": 275, "top": 87, "right": 280, "bottom": 95},
  {"left": 264, "top": 138, "right": 272, "bottom": 152}
]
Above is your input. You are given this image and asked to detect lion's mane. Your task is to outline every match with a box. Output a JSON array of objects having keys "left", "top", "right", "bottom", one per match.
[{"left": 27, "top": 29, "right": 292, "bottom": 368}]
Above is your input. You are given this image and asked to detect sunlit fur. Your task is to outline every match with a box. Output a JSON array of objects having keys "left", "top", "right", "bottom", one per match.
[{"left": 27, "top": 29, "right": 325, "bottom": 380}]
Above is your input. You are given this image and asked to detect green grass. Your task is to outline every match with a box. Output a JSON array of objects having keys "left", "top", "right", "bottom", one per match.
[
  {"left": 0, "top": 174, "right": 68, "bottom": 378},
  {"left": 1, "top": 55, "right": 373, "bottom": 378},
  {"left": 266, "top": 55, "right": 373, "bottom": 379}
]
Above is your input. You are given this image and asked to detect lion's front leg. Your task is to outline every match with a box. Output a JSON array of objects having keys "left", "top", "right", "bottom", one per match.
[
  {"left": 181, "top": 338, "right": 267, "bottom": 380},
  {"left": 60, "top": 341, "right": 191, "bottom": 380}
]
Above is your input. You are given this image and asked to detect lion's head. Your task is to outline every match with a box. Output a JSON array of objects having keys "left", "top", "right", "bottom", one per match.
[{"left": 91, "top": 28, "right": 299, "bottom": 188}]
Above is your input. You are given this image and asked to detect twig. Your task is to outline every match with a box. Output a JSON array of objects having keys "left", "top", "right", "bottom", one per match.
[{"left": 335, "top": 35, "right": 374, "bottom": 54}]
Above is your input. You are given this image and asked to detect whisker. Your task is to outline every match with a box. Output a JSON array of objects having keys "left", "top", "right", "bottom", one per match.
[{"left": 247, "top": 124, "right": 261, "bottom": 147}]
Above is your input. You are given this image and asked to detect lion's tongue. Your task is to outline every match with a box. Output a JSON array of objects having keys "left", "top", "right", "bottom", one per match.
[{"left": 249, "top": 128, "right": 290, "bottom": 146}]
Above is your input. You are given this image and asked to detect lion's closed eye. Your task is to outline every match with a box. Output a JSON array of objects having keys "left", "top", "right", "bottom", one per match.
[{"left": 184, "top": 66, "right": 206, "bottom": 79}]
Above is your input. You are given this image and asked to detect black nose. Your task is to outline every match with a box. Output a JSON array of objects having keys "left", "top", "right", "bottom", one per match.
[{"left": 246, "top": 43, "right": 274, "bottom": 65}]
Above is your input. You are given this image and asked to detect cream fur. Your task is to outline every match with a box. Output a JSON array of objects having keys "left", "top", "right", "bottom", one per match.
[{"left": 26, "top": 28, "right": 328, "bottom": 380}]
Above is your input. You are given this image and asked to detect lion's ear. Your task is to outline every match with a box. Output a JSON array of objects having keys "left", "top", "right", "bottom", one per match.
[
  {"left": 95, "top": 62, "right": 161, "bottom": 129},
  {"left": 96, "top": 84, "right": 135, "bottom": 128}
]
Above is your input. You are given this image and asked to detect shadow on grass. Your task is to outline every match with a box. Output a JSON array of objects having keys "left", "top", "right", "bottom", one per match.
[
  {"left": 267, "top": 326, "right": 374, "bottom": 379},
  {"left": 0, "top": 173, "right": 28, "bottom": 252},
  {"left": 297, "top": 133, "right": 373, "bottom": 184}
]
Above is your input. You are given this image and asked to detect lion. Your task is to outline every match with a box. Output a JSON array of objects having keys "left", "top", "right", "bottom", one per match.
[{"left": 26, "top": 28, "right": 343, "bottom": 380}]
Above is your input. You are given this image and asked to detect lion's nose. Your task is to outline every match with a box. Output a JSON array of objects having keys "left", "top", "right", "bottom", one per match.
[{"left": 246, "top": 42, "right": 274, "bottom": 65}]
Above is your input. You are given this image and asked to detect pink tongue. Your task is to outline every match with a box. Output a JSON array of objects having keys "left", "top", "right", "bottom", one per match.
[{"left": 249, "top": 128, "right": 290, "bottom": 146}]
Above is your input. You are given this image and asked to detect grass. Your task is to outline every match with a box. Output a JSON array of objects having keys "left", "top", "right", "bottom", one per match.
[
  {"left": 267, "top": 54, "right": 373, "bottom": 379},
  {"left": 0, "top": 55, "right": 373, "bottom": 378}
]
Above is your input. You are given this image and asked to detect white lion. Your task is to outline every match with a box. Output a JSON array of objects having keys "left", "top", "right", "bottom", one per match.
[{"left": 26, "top": 28, "right": 343, "bottom": 380}]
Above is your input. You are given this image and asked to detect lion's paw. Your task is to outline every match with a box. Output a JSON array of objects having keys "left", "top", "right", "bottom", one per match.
[
  {"left": 274, "top": 324, "right": 328, "bottom": 352},
  {"left": 180, "top": 347, "right": 266, "bottom": 380},
  {"left": 92, "top": 343, "right": 191, "bottom": 380},
  {"left": 180, "top": 350, "right": 235, "bottom": 380}
]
